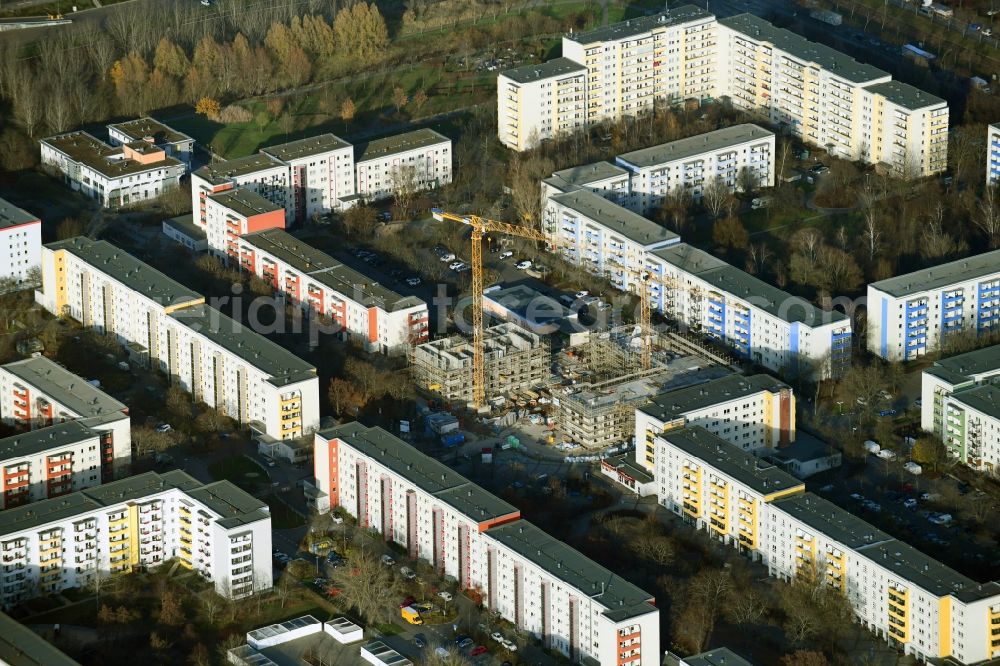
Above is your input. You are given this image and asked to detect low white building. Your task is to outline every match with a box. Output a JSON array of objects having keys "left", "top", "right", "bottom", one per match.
[
  {"left": 353, "top": 128, "right": 452, "bottom": 201},
  {"left": 647, "top": 243, "right": 852, "bottom": 379},
  {"left": 40, "top": 131, "right": 185, "bottom": 208},
  {"left": 162, "top": 214, "right": 208, "bottom": 252},
  {"left": 497, "top": 58, "right": 588, "bottom": 151},
  {"left": 867, "top": 249, "right": 1000, "bottom": 362},
  {"left": 261, "top": 134, "right": 357, "bottom": 221},
  {"left": 0, "top": 197, "right": 40, "bottom": 289},
  {"left": 238, "top": 229, "right": 429, "bottom": 353},
  {"left": 0, "top": 356, "right": 132, "bottom": 488},
  {"left": 0, "top": 470, "right": 272, "bottom": 608},
  {"left": 313, "top": 423, "right": 660, "bottom": 666},
  {"left": 614, "top": 124, "right": 775, "bottom": 213},
  {"left": 107, "top": 117, "right": 195, "bottom": 170}
]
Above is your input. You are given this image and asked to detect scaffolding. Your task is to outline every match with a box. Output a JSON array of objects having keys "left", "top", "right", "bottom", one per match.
[{"left": 409, "top": 323, "right": 549, "bottom": 408}]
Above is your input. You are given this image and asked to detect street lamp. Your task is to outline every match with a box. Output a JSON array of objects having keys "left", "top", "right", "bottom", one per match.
[{"left": 836, "top": 400, "right": 844, "bottom": 415}]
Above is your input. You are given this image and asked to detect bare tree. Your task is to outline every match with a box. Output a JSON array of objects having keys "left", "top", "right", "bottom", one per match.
[
  {"left": 747, "top": 243, "right": 772, "bottom": 275},
  {"left": 701, "top": 176, "right": 733, "bottom": 219},
  {"left": 13, "top": 76, "right": 44, "bottom": 138},
  {"left": 976, "top": 185, "right": 1000, "bottom": 249}
]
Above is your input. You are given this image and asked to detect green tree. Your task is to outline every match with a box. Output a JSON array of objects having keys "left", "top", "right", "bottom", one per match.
[{"left": 911, "top": 436, "right": 947, "bottom": 468}]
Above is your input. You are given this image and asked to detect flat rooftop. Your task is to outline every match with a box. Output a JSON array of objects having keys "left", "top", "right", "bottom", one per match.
[
  {"left": 0, "top": 611, "right": 81, "bottom": 666},
  {"left": 651, "top": 243, "right": 848, "bottom": 326},
  {"left": 602, "top": 453, "right": 654, "bottom": 484},
  {"left": 240, "top": 229, "right": 424, "bottom": 312},
  {"left": 869, "top": 249, "right": 1000, "bottom": 298},
  {"left": 42, "top": 131, "right": 182, "bottom": 178},
  {"left": 617, "top": 124, "right": 774, "bottom": 169},
  {"left": 261, "top": 133, "right": 351, "bottom": 162},
  {"left": 951, "top": 383, "right": 1000, "bottom": 419},
  {"left": 564, "top": 359, "right": 730, "bottom": 412},
  {"left": 566, "top": 4, "right": 712, "bottom": 45},
  {"left": 485, "top": 519, "right": 657, "bottom": 621},
  {"left": 0, "top": 470, "right": 232, "bottom": 537},
  {"left": 774, "top": 492, "right": 892, "bottom": 549},
  {"left": 550, "top": 161, "right": 630, "bottom": 187},
  {"left": 46, "top": 236, "right": 204, "bottom": 309},
  {"left": 550, "top": 189, "right": 680, "bottom": 248},
  {"left": 769, "top": 431, "right": 837, "bottom": 464},
  {"left": 164, "top": 214, "right": 207, "bottom": 241},
  {"left": 681, "top": 648, "right": 755, "bottom": 666},
  {"left": 169, "top": 304, "right": 317, "bottom": 387},
  {"left": 864, "top": 80, "right": 945, "bottom": 110},
  {"left": 319, "top": 423, "right": 520, "bottom": 523},
  {"left": 187, "top": 480, "right": 271, "bottom": 529},
  {"left": 484, "top": 283, "right": 573, "bottom": 330},
  {"left": 719, "top": 13, "right": 889, "bottom": 84},
  {"left": 1, "top": 356, "right": 127, "bottom": 419},
  {"left": 661, "top": 426, "right": 803, "bottom": 497},
  {"left": 194, "top": 153, "right": 287, "bottom": 185},
  {"left": 0, "top": 420, "right": 97, "bottom": 462},
  {"left": 641, "top": 373, "right": 787, "bottom": 423},
  {"left": 208, "top": 189, "right": 283, "bottom": 218},
  {"left": 108, "top": 117, "right": 193, "bottom": 145},
  {"left": 924, "top": 345, "right": 1000, "bottom": 385},
  {"left": 500, "top": 56, "right": 587, "bottom": 84},
  {"left": 355, "top": 128, "right": 450, "bottom": 163},
  {"left": 0, "top": 196, "right": 38, "bottom": 230}
]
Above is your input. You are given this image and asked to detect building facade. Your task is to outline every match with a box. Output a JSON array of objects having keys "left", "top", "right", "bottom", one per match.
[
  {"left": 0, "top": 197, "right": 41, "bottom": 289},
  {"left": 203, "top": 189, "right": 285, "bottom": 259},
  {"left": 988, "top": 123, "right": 1000, "bottom": 187},
  {"left": 237, "top": 229, "right": 429, "bottom": 353},
  {"left": 314, "top": 423, "right": 660, "bottom": 666},
  {"left": 0, "top": 470, "right": 272, "bottom": 608},
  {"left": 498, "top": 6, "right": 949, "bottom": 175},
  {"left": 106, "top": 117, "right": 195, "bottom": 170},
  {"left": 353, "top": 128, "right": 452, "bottom": 201},
  {"left": 40, "top": 132, "right": 185, "bottom": 208},
  {"left": 33, "top": 237, "right": 320, "bottom": 440},
  {"left": 867, "top": 249, "right": 1000, "bottom": 362},
  {"left": 191, "top": 154, "right": 291, "bottom": 229},
  {"left": 261, "top": 134, "right": 357, "bottom": 222}
]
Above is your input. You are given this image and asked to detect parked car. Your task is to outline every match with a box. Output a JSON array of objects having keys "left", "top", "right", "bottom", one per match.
[
  {"left": 457, "top": 638, "right": 474, "bottom": 649},
  {"left": 440, "top": 253, "right": 456, "bottom": 263},
  {"left": 499, "top": 251, "right": 514, "bottom": 259},
  {"left": 810, "top": 164, "right": 830, "bottom": 175},
  {"left": 501, "top": 639, "right": 518, "bottom": 652},
  {"left": 380, "top": 554, "right": 396, "bottom": 566},
  {"left": 903, "top": 498, "right": 918, "bottom": 509},
  {"left": 878, "top": 409, "right": 897, "bottom": 418},
  {"left": 575, "top": 290, "right": 589, "bottom": 299},
  {"left": 399, "top": 596, "right": 416, "bottom": 608},
  {"left": 490, "top": 632, "right": 504, "bottom": 643},
  {"left": 331, "top": 515, "right": 344, "bottom": 525},
  {"left": 470, "top": 646, "right": 488, "bottom": 657},
  {"left": 155, "top": 423, "right": 172, "bottom": 433},
  {"left": 516, "top": 260, "right": 532, "bottom": 270},
  {"left": 400, "top": 566, "right": 417, "bottom": 580},
  {"left": 449, "top": 261, "right": 465, "bottom": 270},
  {"left": 438, "top": 590, "right": 453, "bottom": 602},
  {"left": 406, "top": 277, "right": 421, "bottom": 286},
  {"left": 413, "top": 634, "right": 427, "bottom": 648}
]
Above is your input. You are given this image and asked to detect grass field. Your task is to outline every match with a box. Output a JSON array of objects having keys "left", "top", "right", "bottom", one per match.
[{"left": 208, "top": 455, "right": 265, "bottom": 488}]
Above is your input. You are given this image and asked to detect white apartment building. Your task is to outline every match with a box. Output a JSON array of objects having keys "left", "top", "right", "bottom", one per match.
[
  {"left": 238, "top": 229, "right": 429, "bottom": 353},
  {"left": 203, "top": 188, "right": 285, "bottom": 259},
  {"left": 167, "top": 305, "right": 321, "bottom": 441},
  {"left": 314, "top": 423, "right": 660, "bottom": 666},
  {"left": 647, "top": 243, "right": 852, "bottom": 379},
  {"left": 261, "top": 134, "right": 357, "bottom": 221},
  {"left": 34, "top": 237, "right": 320, "bottom": 440},
  {"left": 353, "top": 128, "right": 452, "bottom": 201},
  {"left": 499, "top": 8, "right": 948, "bottom": 176},
  {"left": 635, "top": 373, "right": 794, "bottom": 473},
  {"left": 191, "top": 153, "right": 291, "bottom": 229},
  {"left": 560, "top": 5, "right": 717, "bottom": 128},
  {"left": 497, "top": 58, "right": 588, "bottom": 152},
  {"left": 0, "top": 355, "right": 131, "bottom": 488},
  {"left": 107, "top": 117, "right": 195, "bottom": 170},
  {"left": 867, "top": 249, "right": 1000, "bottom": 362},
  {"left": 921, "top": 346, "right": 1000, "bottom": 469},
  {"left": 988, "top": 123, "right": 1000, "bottom": 187},
  {"left": 644, "top": 424, "right": 1000, "bottom": 665},
  {"left": 615, "top": 124, "right": 775, "bottom": 213},
  {"left": 542, "top": 161, "right": 633, "bottom": 207},
  {"left": 40, "top": 131, "right": 186, "bottom": 208},
  {"left": 0, "top": 470, "right": 272, "bottom": 608},
  {"left": 0, "top": 197, "right": 40, "bottom": 290},
  {"left": 542, "top": 188, "right": 681, "bottom": 288}
]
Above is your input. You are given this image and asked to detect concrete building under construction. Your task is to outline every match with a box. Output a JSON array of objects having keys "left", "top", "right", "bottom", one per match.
[{"left": 410, "top": 323, "right": 549, "bottom": 407}]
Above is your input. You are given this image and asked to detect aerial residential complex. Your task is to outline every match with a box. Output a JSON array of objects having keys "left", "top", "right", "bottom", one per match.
[
  {"left": 619, "top": 423, "right": 1000, "bottom": 664},
  {"left": 0, "top": 470, "right": 272, "bottom": 608},
  {"left": 921, "top": 345, "right": 1000, "bottom": 470},
  {"left": 0, "top": 196, "right": 40, "bottom": 288},
  {"left": 203, "top": 188, "right": 285, "bottom": 259},
  {"left": 867, "top": 249, "right": 1000, "bottom": 362},
  {"left": 314, "top": 423, "right": 660, "bottom": 666},
  {"left": 191, "top": 128, "right": 452, "bottom": 229},
  {"left": 500, "top": 6, "right": 949, "bottom": 176},
  {"left": 647, "top": 243, "right": 852, "bottom": 379},
  {"left": 543, "top": 124, "right": 776, "bottom": 214},
  {"left": 34, "top": 237, "right": 320, "bottom": 440},
  {"left": 237, "top": 229, "right": 430, "bottom": 352},
  {"left": 106, "top": 117, "right": 195, "bottom": 169},
  {"left": 40, "top": 131, "right": 186, "bottom": 208},
  {"left": 989, "top": 123, "right": 1000, "bottom": 187}
]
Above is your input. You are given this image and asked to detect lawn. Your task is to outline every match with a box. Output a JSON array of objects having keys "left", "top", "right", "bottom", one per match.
[{"left": 208, "top": 455, "right": 266, "bottom": 489}]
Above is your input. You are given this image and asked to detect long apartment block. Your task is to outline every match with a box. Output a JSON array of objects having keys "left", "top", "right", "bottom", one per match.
[
  {"left": 499, "top": 6, "right": 948, "bottom": 176},
  {"left": 314, "top": 423, "right": 659, "bottom": 666},
  {"left": 0, "top": 196, "right": 41, "bottom": 288},
  {"left": 0, "top": 470, "right": 272, "bottom": 607},
  {"left": 237, "top": 229, "right": 429, "bottom": 353},
  {"left": 203, "top": 188, "right": 286, "bottom": 259},
  {"left": 410, "top": 323, "right": 549, "bottom": 407},
  {"left": 40, "top": 131, "right": 186, "bottom": 208},
  {"left": 34, "top": 237, "right": 319, "bottom": 440},
  {"left": 543, "top": 124, "right": 775, "bottom": 215},
  {"left": 867, "top": 249, "right": 1000, "bottom": 362},
  {"left": 633, "top": 424, "right": 1000, "bottom": 665},
  {"left": 647, "top": 243, "right": 852, "bottom": 379},
  {"left": 921, "top": 345, "right": 1000, "bottom": 469},
  {"left": 191, "top": 129, "right": 452, "bottom": 229}
]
